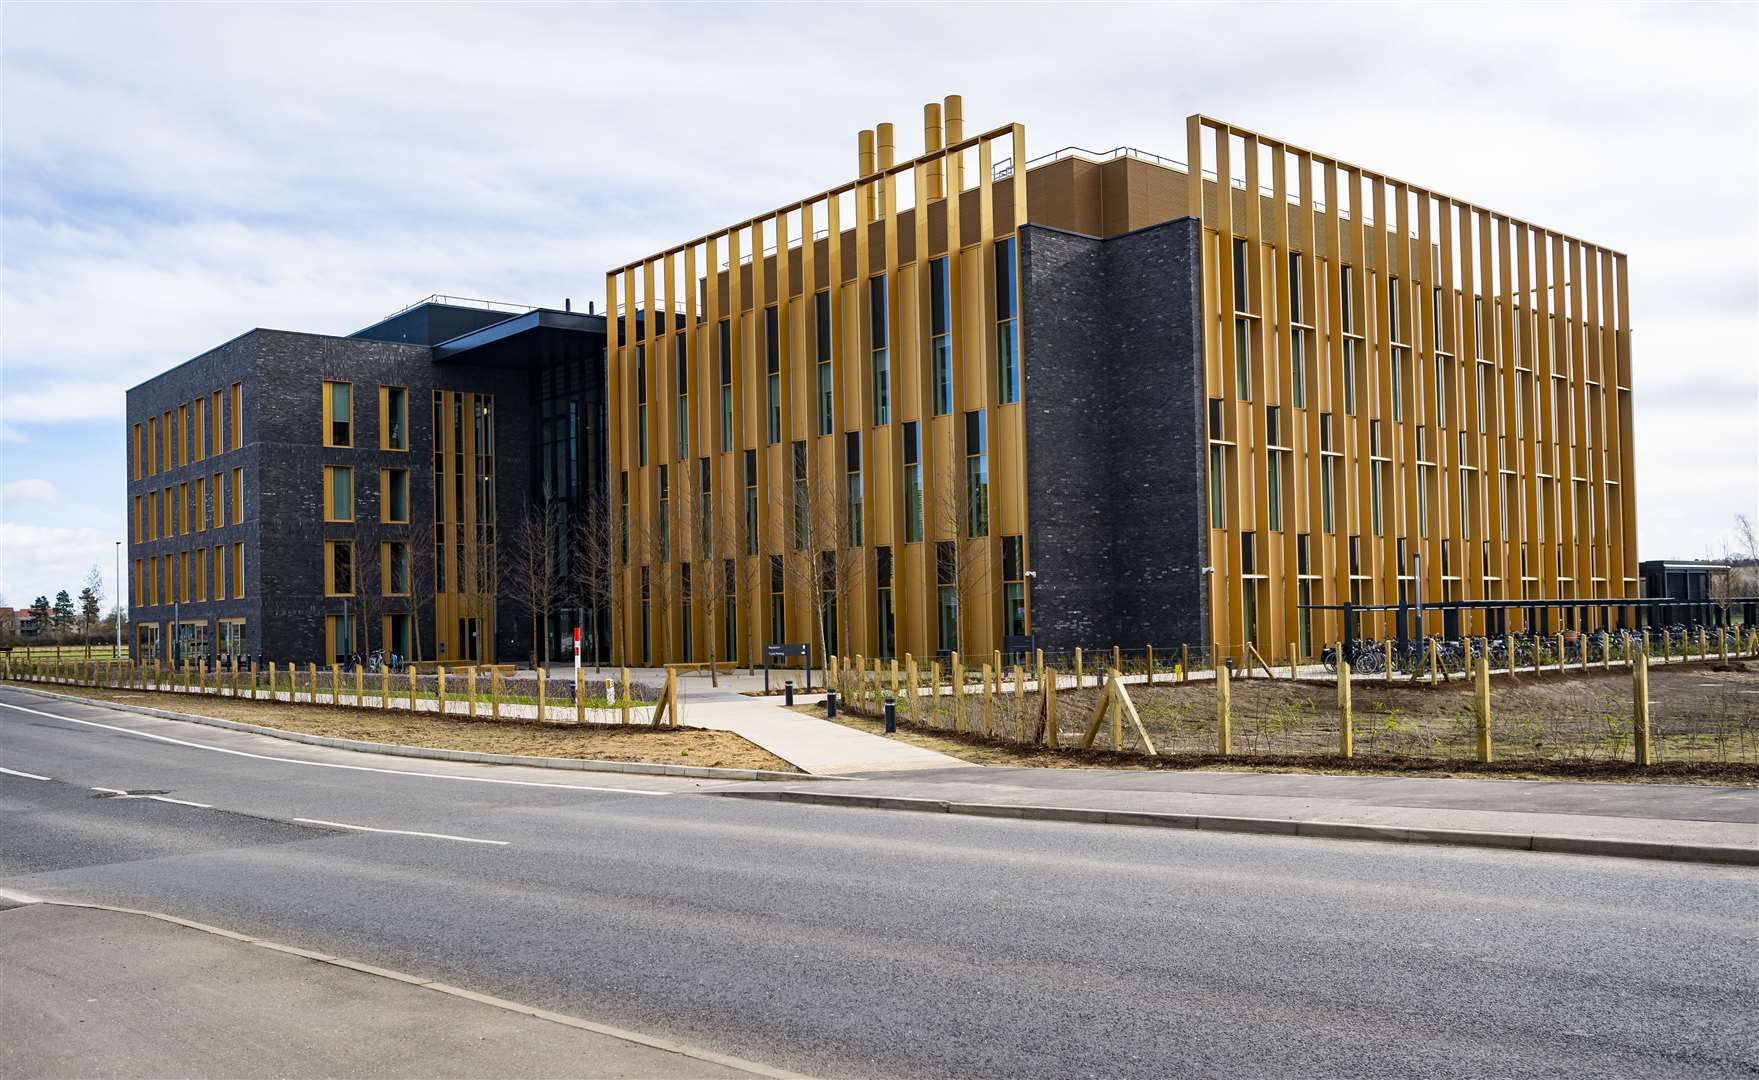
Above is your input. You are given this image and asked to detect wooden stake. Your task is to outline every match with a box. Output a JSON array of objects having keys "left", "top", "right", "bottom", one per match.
[
  {"left": 1013, "top": 665, "right": 1026, "bottom": 743},
  {"left": 576, "top": 665, "right": 585, "bottom": 724},
  {"left": 619, "top": 668, "right": 630, "bottom": 725},
  {"left": 1074, "top": 647, "right": 1083, "bottom": 688},
  {"left": 1632, "top": 649, "right": 1651, "bottom": 767},
  {"left": 355, "top": 664, "right": 364, "bottom": 707},
  {"left": 536, "top": 668, "right": 546, "bottom": 722},
  {"left": 437, "top": 665, "right": 448, "bottom": 717},
  {"left": 1289, "top": 641, "right": 1298, "bottom": 682},
  {"left": 1216, "top": 662, "right": 1233, "bottom": 755},
  {"left": 1146, "top": 644, "right": 1155, "bottom": 686},
  {"left": 981, "top": 664, "right": 995, "bottom": 736},
  {"left": 906, "top": 656, "right": 918, "bottom": 726},
  {"left": 1337, "top": 652, "right": 1353, "bottom": 758}
]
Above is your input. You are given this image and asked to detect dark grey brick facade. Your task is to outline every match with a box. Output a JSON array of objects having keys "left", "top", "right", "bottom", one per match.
[
  {"left": 126, "top": 327, "right": 537, "bottom": 665},
  {"left": 1019, "top": 218, "right": 1209, "bottom": 652}
]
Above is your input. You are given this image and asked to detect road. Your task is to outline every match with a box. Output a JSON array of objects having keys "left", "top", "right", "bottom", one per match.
[{"left": 3, "top": 684, "right": 1756, "bottom": 1079}]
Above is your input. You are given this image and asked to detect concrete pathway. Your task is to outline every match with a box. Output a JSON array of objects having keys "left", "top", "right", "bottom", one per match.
[{"left": 711, "top": 766, "right": 1759, "bottom": 857}]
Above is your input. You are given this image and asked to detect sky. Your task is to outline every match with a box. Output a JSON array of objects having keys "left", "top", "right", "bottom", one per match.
[{"left": 2, "top": 1, "right": 1755, "bottom": 610}]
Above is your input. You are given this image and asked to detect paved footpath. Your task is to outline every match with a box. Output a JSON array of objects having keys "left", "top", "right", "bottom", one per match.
[{"left": 710, "top": 765, "right": 1759, "bottom": 861}]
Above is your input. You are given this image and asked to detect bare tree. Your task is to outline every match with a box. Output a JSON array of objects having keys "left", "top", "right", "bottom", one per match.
[
  {"left": 503, "top": 500, "right": 565, "bottom": 667},
  {"left": 771, "top": 464, "right": 863, "bottom": 682},
  {"left": 625, "top": 509, "right": 679, "bottom": 668},
  {"left": 569, "top": 489, "right": 615, "bottom": 673},
  {"left": 78, "top": 565, "right": 104, "bottom": 659},
  {"left": 402, "top": 517, "right": 437, "bottom": 664},
  {"left": 933, "top": 476, "right": 991, "bottom": 657},
  {"left": 1710, "top": 513, "right": 1759, "bottom": 621}
]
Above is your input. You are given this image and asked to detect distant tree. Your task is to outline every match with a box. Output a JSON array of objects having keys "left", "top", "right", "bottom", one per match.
[
  {"left": 504, "top": 499, "right": 565, "bottom": 667},
  {"left": 78, "top": 565, "right": 104, "bottom": 658},
  {"left": 52, "top": 590, "right": 76, "bottom": 639},
  {"left": 30, "top": 595, "right": 51, "bottom": 637},
  {"left": 568, "top": 489, "right": 615, "bottom": 673}
]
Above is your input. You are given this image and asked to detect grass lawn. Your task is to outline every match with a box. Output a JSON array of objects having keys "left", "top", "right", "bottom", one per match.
[{"left": 14, "top": 681, "right": 796, "bottom": 772}]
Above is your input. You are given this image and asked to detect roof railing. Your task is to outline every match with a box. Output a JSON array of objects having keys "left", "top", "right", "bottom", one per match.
[{"left": 381, "top": 294, "right": 536, "bottom": 322}]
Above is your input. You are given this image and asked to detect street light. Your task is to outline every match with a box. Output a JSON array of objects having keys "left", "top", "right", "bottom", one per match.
[{"left": 114, "top": 540, "right": 122, "bottom": 658}]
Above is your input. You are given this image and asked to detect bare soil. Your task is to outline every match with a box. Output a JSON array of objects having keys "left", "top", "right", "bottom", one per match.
[{"left": 15, "top": 682, "right": 797, "bottom": 772}]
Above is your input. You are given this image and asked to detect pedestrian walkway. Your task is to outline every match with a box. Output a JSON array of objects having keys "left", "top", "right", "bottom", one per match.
[
  {"left": 709, "top": 766, "right": 1759, "bottom": 860},
  {"left": 674, "top": 681, "right": 972, "bottom": 775}
]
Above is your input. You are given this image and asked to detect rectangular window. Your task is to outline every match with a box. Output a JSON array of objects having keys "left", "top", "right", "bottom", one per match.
[
  {"left": 1288, "top": 252, "right": 1303, "bottom": 324},
  {"left": 936, "top": 541, "right": 959, "bottom": 654},
  {"left": 743, "top": 450, "right": 759, "bottom": 556},
  {"left": 636, "top": 344, "right": 648, "bottom": 466},
  {"left": 324, "top": 381, "right": 352, "bottom": 448},
  {"left": 719, "top": 319, "right": 735, "bottom": 452},
  {"left": 194, "top": 477, "right": 207, "bottom": 533},
  {"left": 213, "top": 543, "right": 224, "bottom": 601},
  {"left": 178, "top": 403, "right": 189, "bottom": 466},
  {"left": 766, "top": 307, "right": 782, "bottom": 444},
  {"left": 930, "top": 256, "right": 952, "bottom": 415},
  {"left": 383, "top": 468, "right": 410, "bottom": 524},
  {"left": 1232, "top": 237, "right": 1249, "bottom": 310},
  {"left": 1343, "top": 338, "right": 1359, "bottom": 416},
  {"left": 132, "top": 423, "right": 143, "bottom": 480},
  {"left": 1391, "top": 348, "right": 1405, "bottom": 422},
  {"left": 193, "top": 397, "right": 206, "bottom": 463},
  {"left": 1209, "top": 445, "right": 1227, "bottom": 529},
  {"left": 995, "top": 236, "right": 1019, "bottom": 405},
  {"left": 1321, "top": 457, "right": 1336, "bottom": 534},
  {"left": 231, "top": 382, "right": 243, "bottom": 450},
  {"left": 814, "top": 291, "right": 834, "bottom": 435},
  {"left": 178, "top": 482, "right": 188, "bottom": 535},
  {"left": 875, "top": 546, "right": 896, "bottom": 659},
  {"left": 869, "top": 275, "right": 890, "bottom": 425},
  {"left": 210, "top": 472, "right": 222, "bottom": 529},
  {"left": 722, "top": 559, "right": 738, "bottom": 662},
  {"left": 845, "top": 431, "right": 862, "bottom": 548},
  {"left": 676, "top": 333, "right": 690, "bottom": 460},
  {"left": 324, "top": 466, "right": 354, "bottom": 522},
  {"left": 211, "top": 390, "right": 222, "bottom": 456},
  {"left": 1267, "top": 452, "right": 1284, "bottom": 532},
  {"left": 769, "top": 555, "right": 785, "bottom": 646},
  {"left": 325, "top": 540, "right": 354, "bottom": 596},
  {"left": 1291, "top": 329, "right": 1307, "bottom": 409},
  {"left": 699, "top": 457, "right": 713, "bottom": 560},
  {"left": 1002, "top": 534, "right": 1026, "bottom": 638},
  {"left": 791, "top": 441, "right": 808, "bottom": 552},
  {"left": 965, "top": 410, "right": 989, "bottom": 538},
  {"left": 231, "top": 468, "right": 243, "bottom": 525},
  {"left": 903, "top": 421, "right": 922, "bottom": 543},
  {"left": 1234, "top": 318, "right": 1251, "bottom": 401},
  {"left": 656, "top": 465, "right": 670, "bottom": 563},
  {"left": 381, "top": 386, "right": 408, "bottom": 450},
  {"left": 232, "top": 542, "right": 244, "bottom": 599},
  {"left": 195, "top": 547, "right": 207, "bottom": 602},
  {"left": 132, "top": 495, "right": 142, "bottom": 543}
]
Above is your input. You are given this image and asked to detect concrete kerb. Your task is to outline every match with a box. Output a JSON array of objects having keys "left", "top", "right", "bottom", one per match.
[
  {"left": 0, "top": 890, "right": 803, "bottom": 1080},
  {"left": 3, "top": 684, "right": 847, "bottom": 784},
  {"left": 705, "top": 788, "right": 1759, "bottom": 867}
]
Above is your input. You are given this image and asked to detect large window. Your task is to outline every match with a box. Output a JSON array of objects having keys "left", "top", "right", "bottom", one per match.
[
  {"left": 875, "top": 546, "right": 896, "bottom": 659},
  {"left": 1002, "top": 535, "right": 1027, "bottom": 638},
  {"left": 675, "top": 333, "right": 690, "bottom": 460},
  {"left": 635, "top": 345, "right": 648, "bottom": 466},
  {"left": 384, "top": 541, "right": 410, "bottom": 595},
  {"left": 930, "top": 256, "right": 952, "bottom": 415},
  {"left": 232, "top": 542, "right": 244, "bottom": 598},
  {"left": 324, "top": 381, "right": 352, "bottom": 448},
  {"left": 765, "top": 307, "right": 781, "bottom": 444},
  {"left": 965, "top": 410, "right": 988, "bottom": 538},
  {"left": 381, "top": 385, "right": 408, "bottom": 451},
  {"left": 769, "top": 555, "right": 785, "bottom": 646},
  {"left": 869, "top": 275, "right": 889, "bottom": 425},
  {"left": 743, "top": 450, "right": 759, "bottom": 556},
  {"left": 230, "top": 382, "right": 243, "bottom": 450},
  {"left": 325, "top": 540, "right": 354, "bottom": 596},
  {"left": 791, "top": 442, "right": 808, "bottom": 552},
  {"left": 324, "top": 465, "right": 354, "bottom": 522},
  {"left": 936, "top": 541, "right": 958, "bottom": 654},
  {"left": 903, "top": 421, "right": 922, "bottom": 543},
  {"left": 816, "top": 291, "right": 834, "bottom": 435},
  {"left": 845, "top": 431, "right": 862, "bottom": 548},
  {"left": 995, "top": 236, "right": 1019, "bottom": 405},
  {"left": 231, "top": 467, "right": 243, "bottom": 525},
  {"left": 719, "top": 319, "right": 734, "bottom": 452},
  {"left": 382, "top": 468, "right": 410, "bottom": 524}
]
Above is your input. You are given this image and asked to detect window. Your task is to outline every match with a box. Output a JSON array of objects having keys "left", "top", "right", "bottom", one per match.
[
  {"left": 325, "top": 541, "right": 354, "bottom": 596},
  {"left": 936, "top": 541, "right": 959, "bottom": 654},
  {"left": 618, "top": 471, "right": 629, "bottom": 565},
  {"left": 719, "top": 319, "right": 735, "bottom": 452},
  {"left": 765, "top": 307, "right": 781, "bottom": 444},
  {"left": 194, "top": 477, "right": 206, "bottom": 533},
  {"left": 1391, "top": 347, "right": 1405, "bottom": 422},
  {"left": 769, "top": 554, "right": 785, "bottom": 646},
  {"left": 194, "top": 397, "right": 206, "bottom": 463},
  {"left": 699, "top": 457, "right": 713, "bottom": 559},
  {"left": 212, "top": 543, "right": 224, "bottom": 600},
  {"left": 132, "top": 423, "right": 143, "bottom": 480},
  {"left": 903, "top": 421, "right": 923, "bottom": 543},
  {"left": 195, "top": 548, "right": 207, "bottom": 601},
  {"left": 965, "top": 410, "right": 988, "bottom": 537},
  {"left": 230, "top": 382, "right": 243, "bottom": 450},
  {"left": 231, "top": 468, "right": 243, "bottom": 525},
  {"left": 1002, "top": 535, "right": 1026, "bottom": 638},
  {"left": 675, "top": 333, "right": 690, "bottom": 460},
  {"left": 381, "top": 386, "right": 408, "bottom": 450},
  {"left": 1232, "top": 237, "right": 1249, "bottom": 309},
  {"left": 324, "top": 381, "right": 352, "bottom": 448},
  {"left": 132, "top": 495, "right": 142, "bottom": 543},
  {"left": 1291, "top": 329, "right": 1308, "bottom": 409},
  {"left": 743, "top": 450, "right": 759, "bottom": 556},
  {"left": 657, "top": 465, "right": 670, "bottom": 563},
  {"left": 1209, "top": 445, "right": 1227, "bottom": 529},
  {"left": 232, "top": 542, "right": 244, "bottom": 599},
  {"left": 722, "top": 559, "right": 738, "bottom": 662},
  {"left": 1234, "top": 318, "right": 1251, "bottom": 401},
  {"left": 791, "top": 442, "right": 808, "bottom": 551},
  {"left": 210, "top": 390, "right": 222, "bottom": 456},
  {"left": 875, "top": 546, "right": 896, "bottom": 659},
  {"left": 1267, "top": 451, "right": 1284, "bottom": 532},
  {"left": 636, "top": 345, "right": 648, "bottom": 466},
  {"left": 382, "top": 468, "right": 410, "bottom": 524},
  {"left": 995, "top": 236, "right": 1019, "bottom": 405},
  {"left": 845, "top": 431, "right": 862, "bottom": 548},
  {"left": 930, "top": 256, "right": 952, "bottom": 415},
  {"left": 178, "top": 482, "right": 188, "bottom": 535},
  {"left": 383, "top": 541, "right": 410, "bottom": 596},
  {"left": 816, "top": 291, "right": 834, "bottom": 435},
  {"left": 1288, "top": 252, "right": 1303, "bottom": 324},
  {"left": 869, "top": 275, "right": 889, "bottom": 425},
  {"left": 178, "top": 403, "right": 189, "bottom": 466},
  {"left": 324, "top": 466, "right": 354, "bottom": 522},
  {"left": 1343, "top": 338, "right": 1359, "bottom": 416},
  {"left": 211, "top": 472, "right": 223, "bottom": 529}
]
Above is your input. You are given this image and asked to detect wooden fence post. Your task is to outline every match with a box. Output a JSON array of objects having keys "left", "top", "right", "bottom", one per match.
[
  {"left": 1633, "top": 649, "right": 1651, "bottom": 767},
  {"left": 1034, "top": 649, "right": 1044, "bottom": 689},
  {"left": 407, "top": 668, "right": 417, "bottom": 712},
  {"left": 1337, "top": 652, "right": 1353, "bottom": 758},
  {"left": 981, "top": 664, "right": 995, "bottom": 736},
  {"left": 536, "top": 668, "right": 546, "bottom": 722},
  {"left": 1428, "top": 638, "right": 1440, "bottom": 685},
  {"left": 906, "top": 656, "right": 918, "bottom": 726},
  {"left": 666, "top": 668, "right": 679, "bottom": 728},
  {"left": 268, "top": 662, "right": 277, "bottom": 702},
  {"left": 1474, "top": 650, "right": 1493, "bottom": 763},
  {"left": 1146, "top": 645, "right": 1155, "bottom": 686},
  {"left": 307, "top": 663, "right": 318, "bottom": 704},
  {"left": 355, "top": 665, "right": 364, "bottom": 708},
  {"left": 930, "top": 661, "right": 942, "bottom": 729},
  {"left": 492, "top": 668, "right": 503, "bottom": 721},
  {"left": 1013, "top": 665, "right": 1026, "bottom": 743},
  {"left": 1074, "top": 647, "right": 1083, "bottom": 688},
  {"left": 1042, "top": 668, "right": 1059, "bottom": 748},
  {"left": 249, "top": 662, "right": 258, "bottom": 701},
  {"left": 1289, "top": 641, "right": 1299, "bottom": 682},
  {"left": 437, "top": 666, "right": 448, "bottom": 717},
  {"left": 619, "top": 668, "right": 630, "bottom": 725},
  {"left": 1216, "top": 662, "right": 1232, "bottom": 755},
  {"left": 1112, "top": 645, "right": 1122, "bottom": 674},
  {"left": 467, "top": 667, "right": 477, "bottom": 719},
  {"left": 1383, "top": 640, "right": 1394, "bottom": 683},
  {"left": 952, "top": 652, "right": 964, "bottom": 733},
  {"left": 380, "top": 669, "right": 390, "bottom": 711},
  {"left": 576, "top": 665, "right": 585, "bottom": 724}
]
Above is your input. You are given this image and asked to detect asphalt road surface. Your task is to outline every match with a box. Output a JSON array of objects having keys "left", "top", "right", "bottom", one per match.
[{"left": 3, "top": 685, "right": 1755, "bottom": 1079}]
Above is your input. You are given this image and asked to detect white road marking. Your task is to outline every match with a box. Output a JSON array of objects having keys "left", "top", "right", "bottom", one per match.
[
  {"left": 0, "top": 700, "right": 674, "bottom": 796},
  {"left": 293, "top": 818, "right": 509, "bottom": 846},
  {"left": 0, "top": 766, "right": 51, "bottom": 781},
  {"left": 87, "top": 786, "right": 213, "bottom": 808}
]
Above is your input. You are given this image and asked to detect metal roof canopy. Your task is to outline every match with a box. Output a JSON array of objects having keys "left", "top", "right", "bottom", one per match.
[{"left": 432, "top": 308, "right": 606, "bottom": 367}]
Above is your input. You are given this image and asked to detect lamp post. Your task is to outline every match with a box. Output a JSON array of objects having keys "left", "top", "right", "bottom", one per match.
[{"left": 114, "top": 540, "right": 122, "bottom": 657}]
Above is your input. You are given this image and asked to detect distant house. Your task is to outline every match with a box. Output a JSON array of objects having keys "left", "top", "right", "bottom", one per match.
[{"left": 0, "top": 607, "right": 18, "bottom": 640}]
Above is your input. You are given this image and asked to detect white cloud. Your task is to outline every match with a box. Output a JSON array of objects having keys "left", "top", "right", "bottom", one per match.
[
  {"left": 0, "top": 478, "right": 61, "bottom": 506},
  {"left": 0, "top": 523, "right": 114, "bottom": 606},
  {"left": 0, "top": 0, "right": 1753, "bottom": 583}
]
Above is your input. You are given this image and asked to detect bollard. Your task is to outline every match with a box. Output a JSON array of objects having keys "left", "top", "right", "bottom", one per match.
[
  {"left": 825, "top": 689, "right": 838, "bottom": 719},
  {"left": 884, "top": 696, "right": 896, "bottom": 734},
  {"left": 784, "top": 680, "right": 795, "bottom": 707}
]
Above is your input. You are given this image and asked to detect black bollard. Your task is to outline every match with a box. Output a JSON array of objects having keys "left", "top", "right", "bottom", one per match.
[
  {"left": 884, "top": 696, "right": 897, "bottom": 733},
  {"left": 825, "top": 689, "right": 837, "bottom": 718},
  {"left": 784, "top": 680, "right": 795, "bottom": 706}
]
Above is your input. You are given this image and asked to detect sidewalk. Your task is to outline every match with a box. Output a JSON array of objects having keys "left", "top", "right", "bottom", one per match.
[
  {"left": 706, "top": 766, "right": 1759, "bottom": 864},
  {"left": 0, "top": 901, "right": 771, "bottom": 1079}
]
